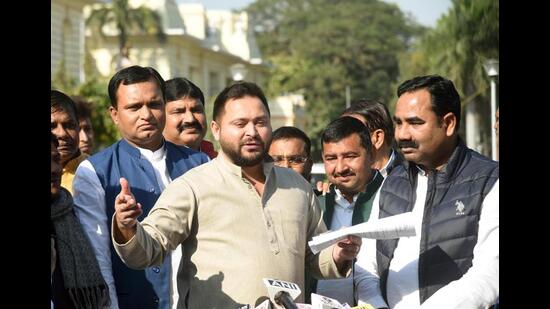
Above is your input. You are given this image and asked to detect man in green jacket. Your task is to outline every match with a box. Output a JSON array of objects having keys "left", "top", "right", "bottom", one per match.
[{"left": 310, "top": 116, "right": 384, "bottom": 305}]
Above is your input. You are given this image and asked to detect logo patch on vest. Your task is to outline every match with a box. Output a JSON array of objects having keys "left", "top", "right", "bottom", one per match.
[{"left": 455, "top": 200, "right": 465, "bottom": 215}]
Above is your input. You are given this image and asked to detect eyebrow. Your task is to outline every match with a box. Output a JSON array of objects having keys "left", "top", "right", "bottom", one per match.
[
  {"left": 393, "top": 116, "right": 424, "bottom": 122},
  {"left": 124, "top": 102, "right": 143, "bottom": 109},
  {"left": 404, "top": 116, "right": 424, "bottom": 122}
]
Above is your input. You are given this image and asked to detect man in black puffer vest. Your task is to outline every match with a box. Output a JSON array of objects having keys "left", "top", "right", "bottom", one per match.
[{"left": 355, "top": 75, "right": 498, "bottom": 309}]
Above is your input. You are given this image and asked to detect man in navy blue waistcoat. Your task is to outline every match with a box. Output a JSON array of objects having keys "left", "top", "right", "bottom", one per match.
[{"left": 72, "top": 65, "right": 209, "bottom": 309}]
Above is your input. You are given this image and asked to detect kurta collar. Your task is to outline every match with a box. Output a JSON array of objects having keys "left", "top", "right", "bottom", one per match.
[
  {"left": 119, "top": 138, "right": 166, "bottom": 161},
  {"left": 216, "top": 151, "right": 274, "bottom": 178}
]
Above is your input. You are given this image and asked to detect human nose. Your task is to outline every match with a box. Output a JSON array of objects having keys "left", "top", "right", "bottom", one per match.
[
  {"left": 395, "top": 123, "right": 411, "bottom": 141},
  {"left": 52, "top": 123, "right": 68, "bottom": 140},
  {"left": 139, "top": 106, "right": 154, "bottom": 120},
  {"left": 183, "top": 109, "right": 196, "bottom": 123},
  {"left": 80, "top": 129, "right": 89, "bottom": 142},
  {"left": 244, "top": 122, "right": 258, "bottom": 137},
  {"left": 335, "top": 157, "right": 347, "bottom": 174}
]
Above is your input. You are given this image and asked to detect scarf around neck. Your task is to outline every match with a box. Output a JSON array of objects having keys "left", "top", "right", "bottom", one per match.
[{"left": 51, "top": 188, "right": 110, "bottom": 309}]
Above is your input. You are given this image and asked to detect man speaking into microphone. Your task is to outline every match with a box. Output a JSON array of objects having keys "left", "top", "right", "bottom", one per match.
[{"left": 111, "top": 82, "right": 361, "bottom": 308}]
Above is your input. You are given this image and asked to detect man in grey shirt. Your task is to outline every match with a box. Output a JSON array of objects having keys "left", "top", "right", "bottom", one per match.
[{"left": 112, "top": 81, "right": 362, "bottom": 308}]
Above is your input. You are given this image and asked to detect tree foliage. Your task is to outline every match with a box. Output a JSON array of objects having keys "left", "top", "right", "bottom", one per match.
[
  {"left": 398, "top": 0, "right": 498, "bottom": 152},
  {"left": 87, "top": 0, "right": 166, "bottom": 53},
  {"left": 51, "top": 70, "right": 119, "bottom": 150},
  {"left": 246, "top": 0, "right": 424, "bottom": 158}
]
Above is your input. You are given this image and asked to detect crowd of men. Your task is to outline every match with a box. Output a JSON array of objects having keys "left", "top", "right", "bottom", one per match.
[{"left": 51, "top": 65, "right": 499, "bottom": 309}]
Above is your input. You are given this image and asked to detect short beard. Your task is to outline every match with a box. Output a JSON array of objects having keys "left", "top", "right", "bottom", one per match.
[
  {"left": 232, "top": 152, "right": 265, "bottom": 167},
  {"left": 221, "top": 140, "right": 266, "bottom": 167}
]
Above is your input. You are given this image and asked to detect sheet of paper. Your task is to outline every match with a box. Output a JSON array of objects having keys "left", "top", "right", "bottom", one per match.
[{"left": 308, "top": 212, "right": 416, "bottom": 254}]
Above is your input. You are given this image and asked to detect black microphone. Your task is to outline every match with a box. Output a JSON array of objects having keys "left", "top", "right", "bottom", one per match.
[
  {"left": 263, "top": 278, "right": 301, "bottom": 309},
  {"left": 274, "top": 291, "right": 298, "bottom": 309}
]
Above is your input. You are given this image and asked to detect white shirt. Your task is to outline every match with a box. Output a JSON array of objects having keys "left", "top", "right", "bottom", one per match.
[
  {"left": 73, "top": 144, "right": 182, "bottom": 309},
  {"left": 355, "top": 172, "right": 499, "bottom": 309},
  {"left": 379, "top": 149, "right": 397, "bottom": 178},
  {"left": 316, "top": 188, "right": 358, "bottom": 305}
]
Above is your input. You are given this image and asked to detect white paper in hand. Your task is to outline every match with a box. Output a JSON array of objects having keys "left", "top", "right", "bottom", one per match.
[{"left": 308, "top": 212, "right": 416, "bottom": 254}]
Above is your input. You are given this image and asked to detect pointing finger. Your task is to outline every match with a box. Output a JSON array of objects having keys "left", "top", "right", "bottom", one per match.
[{"left": 120, "top": 177, "right": 132, "bottom": 195}]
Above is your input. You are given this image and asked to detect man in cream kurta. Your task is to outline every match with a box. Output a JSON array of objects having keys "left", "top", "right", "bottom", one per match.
[
  {"left": 115, "top": 154, "right": 343, "bottom": 307},
  {"left": 112, "top": 82, "right": 361, "bottom": 308}
]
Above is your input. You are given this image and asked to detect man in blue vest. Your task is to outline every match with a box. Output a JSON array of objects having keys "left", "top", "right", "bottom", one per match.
[
  {"left": 310, "top": 116, "right": 384, "bottom": 305},
  {"left": 355, "top": 75, "right": 499, "bottom": 308},
  {"left": 72, "top": 65, "right": 209, "bottom": 309}
]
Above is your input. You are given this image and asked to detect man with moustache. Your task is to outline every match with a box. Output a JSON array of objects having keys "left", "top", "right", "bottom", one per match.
[
  {"left": 111, "top": 81, "right": 362, "bottom": 308},
  {"left": 51, "top": 90, "right": 88, "bottom": 194},
  {"left": 72, "top": 66, "right": 209, "bottom": 309},
  {"left": 315, "top": 99, "right": 404, "bottom": 195},
  {"left": 310, "top": 116, "right": 384, "bottom": 305},
  {"left": 163, "top": 77, "right": 218, "bottom": 159},
  {"left": 355, "top": 75, "right": 499, "bottom": 309}
]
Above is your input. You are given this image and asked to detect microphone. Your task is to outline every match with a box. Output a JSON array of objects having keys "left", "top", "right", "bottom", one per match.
[
  {"left": 274, "top": 291, "right": 298, "bottom": 309},
  {"left": 263, "top": 278, "right": 301, "bottom": 309}
]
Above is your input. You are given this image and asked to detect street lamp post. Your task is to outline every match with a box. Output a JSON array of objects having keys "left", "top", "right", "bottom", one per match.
[{"left": 483, "top": 59, "right": 499, "bottom": 161}]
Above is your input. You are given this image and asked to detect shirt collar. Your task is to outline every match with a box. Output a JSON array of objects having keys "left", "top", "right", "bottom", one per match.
[
  {"left": 334, "top": 188, "right": 358, "bottom": 210},
  {"left": 332, "top": 169, "right": 381, "bottom": 209},
  {"left": 137, "top": 141, "right": 166, "bottom": 162},
  {"left": 379, "top": 149, "right": 397, "bottom": 178}
]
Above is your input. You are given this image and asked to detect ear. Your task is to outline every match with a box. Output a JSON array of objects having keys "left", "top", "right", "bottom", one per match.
[
  {"left": 109, "top": 106, "right": 119, "bottom": 125},
  {"left": 211, "top": 120, "right": 221, "bottom": 141},
  {"left": 370, "top": 129, "right": 385, "bottom": 150},
  {"left": 442, "top": 112, "right": 457, "bottom": 136}
]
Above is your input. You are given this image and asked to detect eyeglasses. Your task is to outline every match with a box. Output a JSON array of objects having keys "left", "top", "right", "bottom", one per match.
[{"left": 271, "top": 155, "right": 309, "bottom": 166}]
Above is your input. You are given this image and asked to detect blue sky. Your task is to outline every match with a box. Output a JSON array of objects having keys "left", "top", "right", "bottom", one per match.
[{"left": 177, "top": 0, "right": 452, "bottom": 28}]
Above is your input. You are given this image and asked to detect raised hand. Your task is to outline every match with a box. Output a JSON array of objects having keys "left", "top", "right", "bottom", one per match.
[
  {"left": 316, "top": 181, "right": 330, "bottom": 195},
  {"left": 113, "top": 177, "right": 142, "bottom": 243}
]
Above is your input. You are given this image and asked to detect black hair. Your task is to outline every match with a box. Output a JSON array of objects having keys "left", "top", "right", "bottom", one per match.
[
  {"left": 108, "top": 65, "right": 165, "bottom": 108},
  {"left": 342, "top": 99, "right": 394, "bottom": 146},
  {"left": 272, "top": 126, "right": 311, "bottom": 156},
  {"left": 212, "top": 81, "right": 270, "bottom": 121},
  {"left": 397, "top": 75, "right": 461, "bottom": 129},
  {"left": 321, "top": 116, "right": 373, "bottom": 153},
  {"left": 165, "top": 77, "right": 205, "bottom": 106},
  {"left": 51, "top": 90, "right": 78, "bottom": 122}
]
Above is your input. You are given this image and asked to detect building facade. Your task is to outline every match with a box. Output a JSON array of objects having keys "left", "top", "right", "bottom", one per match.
[
  {"left": 51, "top": 0, "right": 96, "bottom": 84},
  {"left": 85, "top": 0, "right": 268, "bottom": 99}
]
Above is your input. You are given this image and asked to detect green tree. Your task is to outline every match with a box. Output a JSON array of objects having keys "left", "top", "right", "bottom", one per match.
[
  {"left": 246, "top": 0, "right": 423, "bottom": 159},
  {"left": 399, "top": 0, "right": 498, "bottom": 154},
  {"left": 87, "top": 0, "right": 166, "bottom": 55}
]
